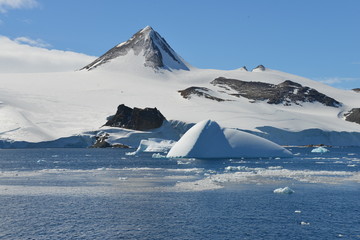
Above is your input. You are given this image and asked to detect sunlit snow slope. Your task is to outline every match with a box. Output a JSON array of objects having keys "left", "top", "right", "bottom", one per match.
[{"left": 1, "top": 26, "right": 360, "bottom": 146}]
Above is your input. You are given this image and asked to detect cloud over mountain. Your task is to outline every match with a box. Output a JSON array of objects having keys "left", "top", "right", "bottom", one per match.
[
  {"left": 0, "top": 36, "right": 96, "bottom": 73},
  {"left": 0, "top": 0, "right": 38, "bottom": 13}
]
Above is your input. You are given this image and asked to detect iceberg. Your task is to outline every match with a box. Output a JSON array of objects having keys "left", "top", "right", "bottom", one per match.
[
  {"left": 311, "top": 146, "right": 329, "bottom": 153},
  {"left": 166, "top": 120, "right": 292, "bottom": 159},
  {"left": 273, "top": 187, "right": 295, "bottom": 194}
]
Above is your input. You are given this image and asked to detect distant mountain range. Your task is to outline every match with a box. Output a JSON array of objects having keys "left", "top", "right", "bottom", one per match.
[{"left": 1, "top": 26, "right": 360, "bottom": 148}]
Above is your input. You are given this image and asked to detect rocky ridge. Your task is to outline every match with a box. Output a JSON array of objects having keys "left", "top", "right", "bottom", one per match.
[
  {"left": 178, "top": 87, "right": 225, "bottom": 102},
  {"left": 211, "top": 77, "right": 341, "bottom": 107}
]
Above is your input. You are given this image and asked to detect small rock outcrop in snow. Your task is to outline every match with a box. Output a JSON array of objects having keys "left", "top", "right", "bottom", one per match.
[
  {"left": 252, "top": 64, "right": 266, "bottom": 72},
  {"left": 211, "top": 77, "right": 341, "bottom": 107},
  {"left": 166, "top": 120, "right": 292, "bottom": 159},
  {"left": 238, "top": 66, "right": 248, "bottom": 71},
  {"left": 178, "top": 87, "right": 225, "bottom": 102},
  {"left": 81, "top": 26, "right": 190, "bottom": 71},
  {"left": 90, "top": 132, "right": 129, "bottom": 148},
  {"left": 104, "top": 104, "right": 166, "bottom": 131},
  {"left": 344, "top": 108, "right": 360, "bottom": 125}
]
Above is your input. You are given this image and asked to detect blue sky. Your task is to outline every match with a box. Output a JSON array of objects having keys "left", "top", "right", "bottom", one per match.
[{"left": 0, "top": 0, "right": 359, "bottom": 89}]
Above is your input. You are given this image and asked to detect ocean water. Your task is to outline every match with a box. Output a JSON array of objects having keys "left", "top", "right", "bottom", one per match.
[{"left": 0, "top": 147, "right": 359, "bottom": 240}]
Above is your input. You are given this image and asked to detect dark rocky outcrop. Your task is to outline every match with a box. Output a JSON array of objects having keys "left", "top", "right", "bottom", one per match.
[
  {"left": 211, "top": 77, "right": 341, "bottom": 107},
  {"left": 352, "top": 88, "right": 360, "bottom": 93},
  {"left": 344, "top": 108, "right": 360, "bottom": 124},
  {"left": 91, "top": 133, "right": 112, "bottom": 148},
  {"left": 178, "top": 87, "right": 225, "bottom": 102},
  {"left": 104, "top": 104, "right": 166, "bottom": 131}
]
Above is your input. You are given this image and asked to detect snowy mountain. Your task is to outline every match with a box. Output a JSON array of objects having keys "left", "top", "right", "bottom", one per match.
[
  {"left": 81, "top": 26, "right": 190, "bottom": 71},
  {"left": 1, "top": 26, "right": 360, "bottom": 148}
]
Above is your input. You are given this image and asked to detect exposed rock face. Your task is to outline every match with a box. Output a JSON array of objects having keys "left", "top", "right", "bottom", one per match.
[
  {"left": 352, "top": 88, "right": 360, "bottom": 93},
  {"left": 178, "top": 87, "right": 225, "bottom": 102},
  {"left": 344, "top": 108, "right": 360, "bottom": 124},
  {"left": 90, "top": 133, "right": 111, "bottom": 148},
  {"left": 104, "top": 104, "right": 166, "bottom": 131},
  {"left": 211, "top": 77, "right": 341, "bottom": 107},
  {"left": 252, "top": 65, "right": 266, "bottom": 72},
  {"left": 81, "top": 26, "right": 189, "bottom": 71},
  {"left": 239, "top": 66, "right": 248, "bottom": 71}
]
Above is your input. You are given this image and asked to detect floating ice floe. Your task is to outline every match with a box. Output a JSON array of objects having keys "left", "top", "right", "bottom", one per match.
[
  {"left": 128, "top": 138, "right": 176, "bottom": 155},
  {"left": 311, "top": 146, "right": 329, "bottom": 153},
  {"left": 137, "top": 138, "right": 176, "bottom": 152},
  {"left": 152, "top": 153, "right": 167, "bottom": 158},
  {"left": 166, "top": 120, "right": 292, "bottom": 159},
  {"left": 273, "top": 186, "right": 295, "bottom": 194}
]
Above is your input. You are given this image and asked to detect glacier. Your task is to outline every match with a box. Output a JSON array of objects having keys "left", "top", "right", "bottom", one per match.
[{"left": 1, "top": 26, "right": 360, "bottom": 148}]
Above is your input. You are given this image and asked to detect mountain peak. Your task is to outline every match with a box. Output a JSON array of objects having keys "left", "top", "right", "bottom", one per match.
[
  {"left": 252, "top": 65, "right": 266, "bottom": 72},
  {"left": 141, "top": 25, "right": 154, "bottom": 33},
  {"left": 81, "top": 26, "right": 190, "bottom": 71}
]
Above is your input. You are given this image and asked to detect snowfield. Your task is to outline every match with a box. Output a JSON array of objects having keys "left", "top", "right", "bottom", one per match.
[{"left": 1, "top": 26, "right": 360, "bottom": 147}]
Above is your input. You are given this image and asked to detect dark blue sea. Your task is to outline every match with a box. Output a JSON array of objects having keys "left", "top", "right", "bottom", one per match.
[{"left": 0, "top": 147, "right": 359, "bottom": 240}]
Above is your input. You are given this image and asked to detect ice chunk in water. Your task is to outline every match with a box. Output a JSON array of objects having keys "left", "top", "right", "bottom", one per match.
[
  {"left": 273, "top": 186, "right": 295, "bottom": 194},
  {"left": 311, "top": 147, "right": 329, "bottom": 153}
]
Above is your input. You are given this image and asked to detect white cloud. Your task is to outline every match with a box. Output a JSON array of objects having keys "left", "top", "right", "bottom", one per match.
[
  {"left": 0, "top": 0, "right": 38, "bottom": 13},
  {"left": 14, "top": 36, "right": 51, "bottom": 48},
  {"left": 0, "top": 36, "right": 96, "bottom": 73},
  {"left": 318, "top": 77, "right": 360, "bottom": 85}
]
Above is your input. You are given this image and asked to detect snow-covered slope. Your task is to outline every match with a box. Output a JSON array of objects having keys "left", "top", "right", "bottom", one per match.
[{"left": 1, "top": 26, "right": 360, "bottom": 147}]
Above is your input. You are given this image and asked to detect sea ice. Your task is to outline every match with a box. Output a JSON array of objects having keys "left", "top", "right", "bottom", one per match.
[
  {"left": 152, "top": 153, "right": 167, "bottom": 158},
  {"left": 224, "top": 166, "right": 249, "bottom": 172},
  {"left": 311, "top": 147, "right": 329, "bottom": 153},
  {"left": 167, "top": 120, "right": 292, "bottom": 159},
  {"left": 273, "top": 186, "right": 295, "bottom": 194}
]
